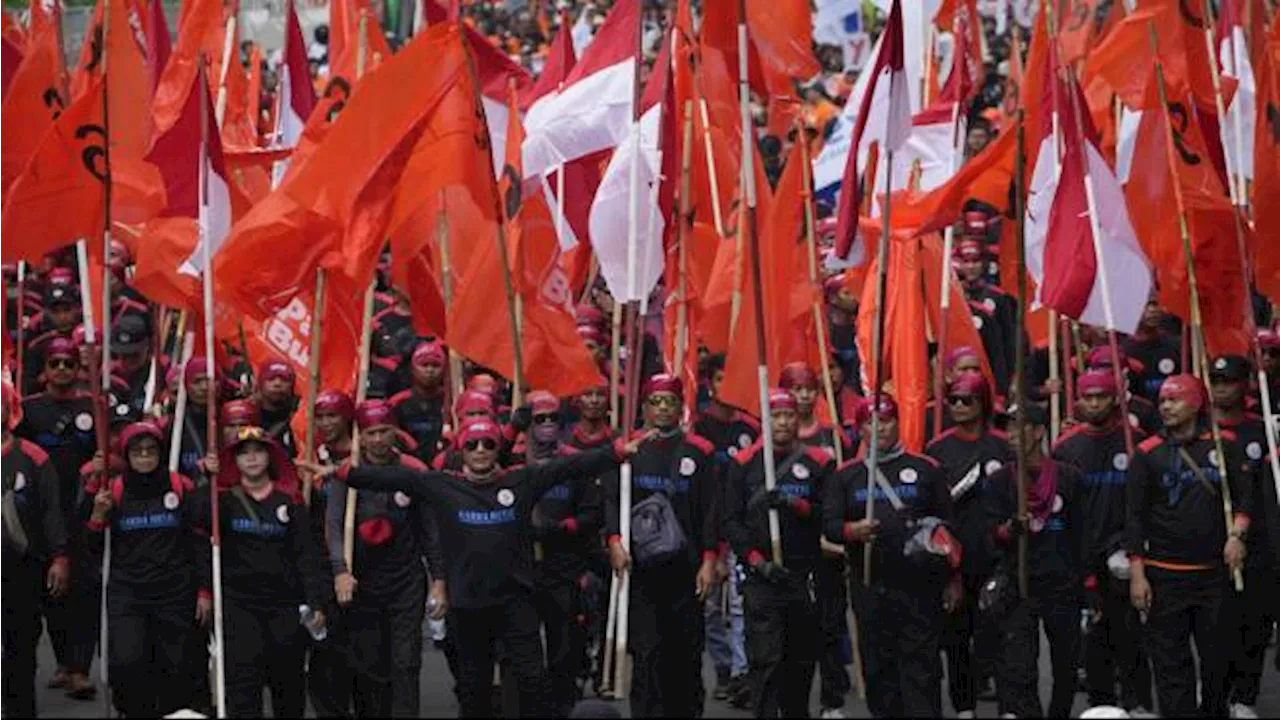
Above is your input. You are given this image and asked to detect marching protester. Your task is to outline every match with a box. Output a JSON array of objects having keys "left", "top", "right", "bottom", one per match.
[
  {"left": 175, "top": 356, "right": 217, "bottom": 487},
  {"left": 84, "top": 420, "right": 208, "bottom": 718},
  {"left": 389, "top": 339, "right": 449, "bottom": 465},
  {"left": 605, "top": 374, "right": 722, "bottom": 718},
  {"left": 1122, "top": 300, "right": 1183, "bottom": 402},
  {"left": 953, "top": 239, "right": 1018, "bottom": 396},
  {"left": 724, "top": 387, "right": 833, "bottom": 718},
  {"left": 926, "top": 372, "right": 1011, "bottom": 717},
  {"left": 1125, "top": 374, "right": 1254, "bottom": 718},
  {"left": 1052, "top": 370, "right": 1154, "bottom": 715},
  {"left": 253, "top": 359, "right": 300, "bottom": 455},
  {"left": 824, "top": 393, "right": 957, "bottom": 717}
]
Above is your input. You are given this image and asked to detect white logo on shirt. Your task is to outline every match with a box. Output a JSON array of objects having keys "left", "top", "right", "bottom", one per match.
[
  {"left": 792, "top": 464, "right": 810, "bottom": 480},
  {"left": 497, "top": 489, "right": 515, "bottom": 507},
  {"left": 737, "top": 434, "right": 753, "bottom": 449},
  {"left": 276, "top": 505, "right": 290, "bottom": 524},
  {"left": 1246, "top": 442, "right": 1263, "bottom": 461},
  {"left": 1214, "top": 358, "right": 1228, "bottom": 371},
  {"left": 74, "top": 413, "right": 94, "bottom": 432},
  {"left": 973, "top": 316, "right": 984, "bottom": 330},
  {"left": 984, "top": 459, "right": 1003, "bottom": 475},
  {"left": 1158, "top": 358, "right": 1175, "bottom": 375},
  {"left": 394, "top": 491, "right": 412, "bottom": 508},
  {"left": 899, "top": 468, "right": 918, "bottom": 484},
  {"left": 1113, "top": 454, "right": 1129, "bottom": 471},
  {"left": 1052, "top": 494, "right": 1064, "bottom": 514},
  {"left": 680, "top": 458, "right": 697, "bottom": 476},
  {"left": 13, "top": 472, "right": 26, "bottom": 492},
  {"left": 163, "top": 491, "right": 180, "bottom": 510},
  {"left": 1208, "top": 450, "right": 1221, "bottom": 468}
]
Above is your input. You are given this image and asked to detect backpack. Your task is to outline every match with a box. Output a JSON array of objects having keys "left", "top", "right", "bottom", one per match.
[{"left": 629, "top": 492, "right": 688, "bottom": 566}]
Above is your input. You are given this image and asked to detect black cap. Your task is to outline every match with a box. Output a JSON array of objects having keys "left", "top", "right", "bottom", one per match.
[
  {"left": 1209, "top": 355, "right": 1250, "bottom": 383},
  {"left": 110, "top": 313, "right": 151, "bottom": 355}
]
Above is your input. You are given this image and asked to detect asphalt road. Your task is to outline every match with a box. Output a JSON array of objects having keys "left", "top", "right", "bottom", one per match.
[{"left": 32, "top": 627, "right": 1280, "bottom": 717}]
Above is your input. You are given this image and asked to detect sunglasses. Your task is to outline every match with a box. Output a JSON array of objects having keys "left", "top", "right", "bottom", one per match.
[
  {"left": 464, "top": 438, "right": 498, "bottom": 452},
  {"left": 946, "top": 395, "right": 976, "bottom": 407},
  {"left": 46, "top": 358, "right": 77, "bottom": 370},
  {"left": 646, "top": 395, "right": 680, "bottom": 408},
  {"left": 235, "top": 426, "right": 267, "bottom": 443},
  {"left": 533, "top": 413, "right": 560, "bottom": 425}
]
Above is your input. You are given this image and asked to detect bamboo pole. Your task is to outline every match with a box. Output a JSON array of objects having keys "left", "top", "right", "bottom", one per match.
[
  {"left": 933, "top": 100, "right": 964, "bottom": 439},
  {"left": 673, "top": 100, "right": 695, "bottom": 379},
  {"left": 1012, "top": 109, "right": 1030, "bottom": 600},
  {"left": 301, "top": 268, "right": 325, "bottom": 504}
]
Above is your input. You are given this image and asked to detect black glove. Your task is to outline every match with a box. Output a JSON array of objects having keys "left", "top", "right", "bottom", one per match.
[
  {"left": 511, "top": 405, "right": 533, "bottom": 434},
  {"left": 753, "top": 560, "right": 792, "bottom": 585}
]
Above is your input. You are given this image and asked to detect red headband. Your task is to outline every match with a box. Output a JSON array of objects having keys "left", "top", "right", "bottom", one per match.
[
  {"left": 355, "top": 400, "right": 397, "bottom": 430},
  {"left": 457, "top": 417, "right": 502, "bottom": 446},
  {"left": 185, "top": 356, "right": 210, "bottom": 385},
  {"left": 823, "top": 274, "right": 847, "bottom": 298},
  {"left": 527, "top": 390, "right": 559, "bottom": 414},
  {"left": 768, "top": 387, "right": 797, "bottom": 412},
  {"left": 642, "top": 373, "right": 683, "bottom": 399},
  {"left": 120, "top": 420, "right": 164, "bottom": 448},
  {"left": 953, "top": 239, "right": 983, "bottom": 261},
  {"left": 45, "top": 337, "right": 79, "bottom": 360},
  {"left": 259, "top": 359, "right": 295, "bottom": 383},
  {"left": 467, "top": 373, "right": 499, "bottom": 396},
  {"left": 1257, "top": 329, "right": 1280, "bottom": 350},
  {"left": 220, "top": 399, "right": 262, "bottom": 427},
  {"left": 947, "top": 372, "right": 988, "bottom": 398},
  {"left": 946, "top": 346, "right": 981, "bottom": 370},
  {"left": 1086, "top": 346, "right": 1127, "bottom": 371},
  {"left": 1076, "top": 370, "right": 1118, "bottom": 396},
  {"left": 455, "top": 389, "right": 496, "bottom": 417},
  {"left": 778, "top": 362, "right": 818, "bottom": 390},
  {"left": 577, "top": 324, "right": 605, "bottom": 345},
  {"left": 855, "top": 394, "right": 899, "bottom": 425},
  {"left": 1158, "top": 374, "right": 1205, "bottom": 411},
  {"left": 315, "top": 390, "right": 355, "bottom": 421},
  {"left": 962, "top": 211, "right": 988, "bottom": 237},
  {"left": 412, "top": 341, "right": 446, "bottom": 367}
]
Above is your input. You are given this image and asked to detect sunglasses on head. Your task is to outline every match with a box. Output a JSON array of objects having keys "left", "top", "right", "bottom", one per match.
[
  {"left": 946, "top": 394, "right": 976, "bottom": 407},
  {"left": 646, "top": 395, "right": 680, "bottom": 408},
  {"left": 533, "top": 412, "right": 560, "bottom": 425},
  {"left": 46, "top": 357, "right": 77, "bottom": 370},
  {"left": 464, "top": 438, "right": 498, "bottom": 452}
]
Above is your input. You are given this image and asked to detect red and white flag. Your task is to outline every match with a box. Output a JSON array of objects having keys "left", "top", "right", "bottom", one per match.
[
  {"left": 1024, "top": 51, "right": 1151, "bottom": 334},
  {"left": 183, "top": 84, "right": 234, "bottom": 276},
  {"left": 1216, "top": 0, "right": 1255, "bottom": 183},
  {"left": 831, "top": 0, "right": 911, "bottom": 262},
  {"left": 276, "top": 0, "right": 316, "bottom": 149},
  {"left": 521, "top": 0, "right": 638, "bottom": 179}
]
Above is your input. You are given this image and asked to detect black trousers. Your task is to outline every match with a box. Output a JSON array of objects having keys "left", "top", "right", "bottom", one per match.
[
  {"left": 345, "top": 580, "right": 426, "bottom": 717},
  {"left": 1228, "top": 564, "right": 1279, "bottom": 706},
  {"left": 850, "top": 581, "right": 944, "bottom": 718},
  {"left": 450, "top": 594, "right": 551, "bottom": 718},
  {"left": 533, "top": 577, "right": 587, "bottom": 715},
  {"left": 42, "top": 558, "right": 100, "bottom": 675},
  {"left": 3, "top": 559, "right": 43, "bottom": 718},
  {"left": 742, "top": 575, "right": 818, "bottom": 719},
  {"left": 1085, "top": 572, "right": 1153, "bottom": 710},
  {"left": 1142, "top": 567, "right": 1230, "bottom": 717},
  {"left": 814, "top": 557, "right": 851, "bottom": 710},
  {"left": 308, "top": 627, "right": 357, "bottom": 718},
  {"left": 995, "top": 582, "right": 1080, "bottom": 719},
  {"left": 941, "top": 573, "right": 998, "bottom": 713},
  {"left": 628, "top": 558, "right": 703, "bottom": 719},
  {"left": 224, "top": 602, "right": 307, "bottom": 718},
  {"left": 106, "top": 585, "right": 195, "bottom": 717}
]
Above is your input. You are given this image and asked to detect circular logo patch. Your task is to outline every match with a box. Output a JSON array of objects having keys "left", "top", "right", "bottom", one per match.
[
  {"left": 985, "top": 459, "right": 1003, "bottom": 475},
  {"left": 1052, "top": 494, "right": 1064, "bottom": 514},
  {"left": 983, "top": 298, "right": 996, "bottom": 312},
  {"left": 163, "top": 491, "right": 180, "bottom": 510},
  {"left": 792, "top": 464, "right": 810, "bottom": 480},
  {"left": 115, "top": 403, "right": 131, "bottom": 417},
  {"left": 1113, "top": 454, "right": 1129, "bottom": 471},
  {"left": 1030, "top": 517, "right": 1045, "bottom": 533},
  {"left": 74, "top": 412, "right": 94, "bottom": 432},
  {"left": 1128, "top": 413, "right": 1141, "bottom": 429},
  {"left": 1158, "top": 358, "right": 1175, "bottom": 375},
  {"left": 973, "top": 316, "right": 984, "bottom": 330},
  {"left": 1208, "top": 450, "right": 1221, "bottom": 468},
  {"left": 13, "top": 472, "right": 26, "bottom": 492},
  {"left": 1246, "top": 442, "right": 1263, "bottom": 461},
  {"left": 1214, "top": 357, "right": 1228, "bottom": 371},
  {"left": 394, "top": 491, "right": 413, "bottom": 508},
  {"left": 276, "top": 505, "right": 290, "bottom": 524},
  {"left": 496, "top": 489, "right": 515, "bottom": 507},
  {"left": 680, "top": 457, "right": 697, "bottom": 476},
  {"left": 737, "top": 434, "right": 753, "bottom": 449},
  {"left": 899, "top": 467, "right": 918, "bottom": 484}
]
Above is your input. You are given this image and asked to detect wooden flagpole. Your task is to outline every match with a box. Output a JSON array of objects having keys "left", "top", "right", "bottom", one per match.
[
  {"left": 933, "top": 99, "right": 964, "bottom": 439},
  {"left": 799, "top": 125, "right": 843, "bottom": 467},
  {"left": 673, "top": 100, "right": 695, "bottom": 384}
]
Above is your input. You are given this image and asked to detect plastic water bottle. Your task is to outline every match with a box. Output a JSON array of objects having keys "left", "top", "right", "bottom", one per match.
[{"left": 300, "top": 604, "right": 327, "bottom": 642}]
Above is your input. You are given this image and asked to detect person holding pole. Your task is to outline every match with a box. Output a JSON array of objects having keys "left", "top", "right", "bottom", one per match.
[
  {"left": 252, "top": 359, "right": 300, "bottom": 456},
  {"left": 984, "top": 403, "right": 1088, "bottom": 720},
  {"left": 954, "top": 238, "right": 1018, "bottom": 397},
  {"left": 389, "top": 339, "right": 449, "bottom": 466},
  {"left": 17, "top": 336, "right": 101, "bottom": 700},
  {"left": 724, "top": 387, "right": 831, "bottom": 718},
  {"left": 1051, "top": 371, "right": 1153, "bottom": 715},
  {"left": 84, "top": 420, "right": 207, "bottom": 717},
  {"left": 604, "top": 374, "right": 721, "bottom": 718},
  {"left": 1122, "top": 300, "right": 1184, "bottom": 402},
  {"left": 781, "top": 362, "right": 854, "bottom": 462},
  {"left": 2, "top": 380, "right": 71, "bottom": 718},
  {"left": 176, "top": 355, "right": 217, "bottom": 487},
  {"left": 1125, "top": 374, "right": 1254, "bottom": 717},
  {"left": 314, "top": 415, "right": 644, "bottom": 718},
  {"left": 823, "top": 393, "right": 957, "bottom": 718},
  {"left": 202, "top": 426, "right": 331, "bottom": 717},
  {"left": 319, "top": 400, "right": 443, "bottom": 717},
  {"left": 926, "top": 372, "right": 1010, "bottom": 717}
]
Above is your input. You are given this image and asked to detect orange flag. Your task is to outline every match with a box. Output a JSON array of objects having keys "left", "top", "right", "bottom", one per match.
[
  {"left": 328, "top": 0, "right": 392, "bottom": 70},
  {"left": 2, "top": 76, "right": 106, "bottom": 263},
  {"left": 446, "top": 82, "right": 603, "bottom": 397},
  {"left": 1, "top": 25, "right": 66, "bottom": 199},
  {"left": 1253, "top": 15, "right": 1280, "bottom": 299},
  {"left": 71, "top": 0, "right": 151, "bottom": 162},
  {"left": 214, "top": 22, "right": 469, "bottom": 321}
]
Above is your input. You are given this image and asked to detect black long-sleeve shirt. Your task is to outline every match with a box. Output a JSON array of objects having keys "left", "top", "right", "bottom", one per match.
[
  {"left": 389, "top": 388, "right": 446, "bottom": 465},
  {"left": 984, "top": 459, "right": 1086, "bottom": 588},
  {"left": 326, "top": 453, "right": 443, "bottom": 601},
  {"left": 925, "top": 426, "right": 1012, "bottom": 580},
  {"left": 1052, "top": 420, "right": 1144, "bottom": 571},
  {"left": 601, "top": 432, "right": 721, "bottom": 571},
  {"left": 2, "top": 438, "right": 68, "bottom": 567},
  {"left": 1125, "top": 429, "right": 1253, "bottom": 569},
  {"left": 18, "top": 390, "right": 98, "bottom": 519},
  {"left": 530, "top": 445, "right": 604, "bottom": 583},
  {"left": 86, "top": 470, "right": 209, "bottom": 603},
  {"left": 343, "top": 445, "right": 622, "bottom": 609},
  {"left": 195, "top": 486, "right": 331, "bottom": 610},
  {"left": 724, "top": 443, "right": 831, "bottom": 572},
  {"left": 822, "top": 449, "right": 953, "bottom": 590}
]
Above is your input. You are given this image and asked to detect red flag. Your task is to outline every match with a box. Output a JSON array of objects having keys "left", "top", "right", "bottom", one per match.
[
  {"left": 1252, "top": 14, "right": 1280, "bottom": 299},
  {"left": 1, "top": 24, "right": 66, "bottom": 198},
  {"left": 146, "top": 0, "right": 171, "bottom": 91},
  {"left": 277, "top": 0, "right": 316, "bottom": 148}
]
